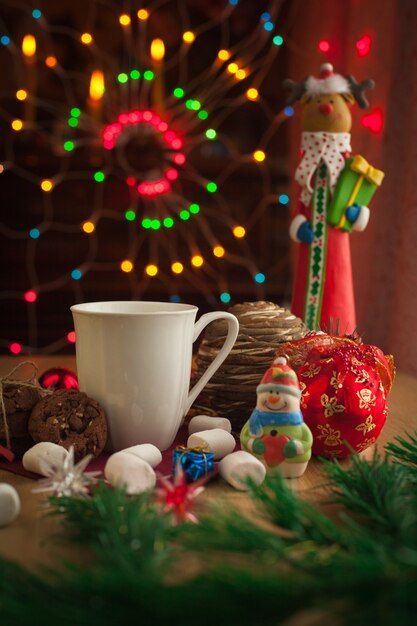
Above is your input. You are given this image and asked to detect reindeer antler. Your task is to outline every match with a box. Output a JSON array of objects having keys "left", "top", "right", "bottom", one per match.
[
  {"left": 345, "top": 75, "right": 375, "bottom": 109},
  {"left": 282, "top": 77, "right": 308, "bottom": 105}
]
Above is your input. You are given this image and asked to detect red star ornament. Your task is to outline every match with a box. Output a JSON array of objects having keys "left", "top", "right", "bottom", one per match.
[{"left": 155, "top": 464, "right": 209, "bottom": 524}]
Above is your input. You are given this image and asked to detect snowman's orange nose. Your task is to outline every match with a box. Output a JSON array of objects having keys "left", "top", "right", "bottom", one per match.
[{"left": 269, "top": 394, "right": 280, "bottom": 404}]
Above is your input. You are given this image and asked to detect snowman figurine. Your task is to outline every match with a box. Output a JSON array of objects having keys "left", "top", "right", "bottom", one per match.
[{"left": 240, "top": 357, "right": 312, "bottom": 478}]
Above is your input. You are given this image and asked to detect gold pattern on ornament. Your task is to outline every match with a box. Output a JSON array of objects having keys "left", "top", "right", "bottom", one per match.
[
  {"left": 356, "top": 388, "right": 377, "bottom": 410},
  {"left": 330, "top": 370, "right": 344, "bottom": 390},
  {"left": 320, "top": 393, "right": 346, "bottom": 417},
  {"left": 298, "top": 381, "right": 310, "bottom": 409},
  {"left": 355, "top": 415, "right": 376, "bottom": 435},
  {"left": 325, "top": 449, "right": 343, "bottom": 459},
  {"left": 317, "top": 424, "right": 342, "bottom": 447},
  {"left": 290, "top": 354, "right": 305, "bottom": 369},
  {"left": 351, "top": 356, "right": 362, "bottom": 367},
  {"left": 301, "top": 363, "right": 322, "bottom": 378},
  {"left": 356, "top": 436, "right": 377, "bottom": 453},
  {"left": 355, "top": 369, "right": 370, "bottom": 384}
]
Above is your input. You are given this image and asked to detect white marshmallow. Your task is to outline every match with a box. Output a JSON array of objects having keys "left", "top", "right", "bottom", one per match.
[
  {"left": 188, "top": 415, "right": 232, "bottom": 435},
  {"left": 0, "top": 483, "right": 20, "bottom": 527},
  {"left": 218, "top": 451, "right": 266, "bottom": 491},
  {"left": 104, "top": 451, "right": 156, "bottom": 495},
  {"left": 120, "top": 443, "right": 162, "bottom": 468},
  {"left": 22, "top": 442, "right": 69, "bottom": 476},
  {"left": 187, "top": 428, "right": 236, "bottom": 460}
]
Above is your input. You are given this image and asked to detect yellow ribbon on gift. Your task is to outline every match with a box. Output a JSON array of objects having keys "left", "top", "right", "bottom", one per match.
[
  {"left": 337, "top": 155, "right": 385, "bottom": 229},
  {"left": 176, "top": 444, "right": 210, "bottom": 455},
  {"left": 351, "top": 155, "right": 385, "bottom": 187}
]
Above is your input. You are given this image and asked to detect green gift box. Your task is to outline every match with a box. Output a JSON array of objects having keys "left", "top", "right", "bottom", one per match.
[{"left": 327, "top": 155, "right": 385, "bottom": 233}]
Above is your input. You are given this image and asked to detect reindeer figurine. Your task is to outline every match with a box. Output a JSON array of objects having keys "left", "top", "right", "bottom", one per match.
[{"left": 284, "top": 63, "right": 384, "bottom": 333}]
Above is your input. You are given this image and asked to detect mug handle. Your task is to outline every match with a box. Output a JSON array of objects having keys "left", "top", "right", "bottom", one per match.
[{"left": 184, "top": 311, "right": 239, "bottom": 415}]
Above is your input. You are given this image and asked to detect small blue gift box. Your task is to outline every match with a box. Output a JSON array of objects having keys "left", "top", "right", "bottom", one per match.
[{"left": 172, "top": 446, "right": 214, "bottom": 482}]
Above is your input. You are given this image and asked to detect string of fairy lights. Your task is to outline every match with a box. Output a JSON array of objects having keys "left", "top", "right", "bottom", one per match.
[{"left": 0, "top": 0, "right": 381, "bottom": 354}]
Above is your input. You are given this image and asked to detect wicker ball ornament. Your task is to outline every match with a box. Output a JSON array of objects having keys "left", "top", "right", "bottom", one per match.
[{"left": 194, "top": 302, "right": 306, "bottom": 430}]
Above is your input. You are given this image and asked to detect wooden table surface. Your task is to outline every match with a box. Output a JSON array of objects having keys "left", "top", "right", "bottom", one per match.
[{"left": 0, "top": 355, "right": 416, "bottom": 572}]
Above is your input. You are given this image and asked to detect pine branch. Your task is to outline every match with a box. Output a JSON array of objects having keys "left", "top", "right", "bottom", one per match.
[
  {"left": 180, "top": 506, "right": 288, "bottom": 555},
  {"left": 386, "top": 431, "right": 417, "bottom": 468},
  {"left": 48, "top": 481, "right": 175, "bottom": 571},
  {"left": 0, "top": 556, "right": 328, "bottom": 626},
  {"left": 181, "top": 470, "right": 351, "bottom": 568},
  {"left": 249, "top": 472, "right": 345, "bottom": 545},
  {"left": 2, "top": 539, "right": 417, "bottom": 626},
  {"left": 322, "top": 447, "right": 417, "bottom": 542}
]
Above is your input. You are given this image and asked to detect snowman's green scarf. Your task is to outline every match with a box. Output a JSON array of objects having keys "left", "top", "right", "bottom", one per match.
[{"left": 249, "top": 409, "right": 304, "bottom": 435}]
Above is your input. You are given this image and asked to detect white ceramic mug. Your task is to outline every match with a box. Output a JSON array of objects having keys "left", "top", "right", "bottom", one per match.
[{"left": 71, "top": 301, "right": 239, "bottom": 451}]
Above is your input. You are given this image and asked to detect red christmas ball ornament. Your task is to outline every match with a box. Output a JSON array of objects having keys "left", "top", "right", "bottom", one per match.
[
  {"left": 39, "top": 367, "right": 79, "bottom": 391},
  {"left": 276, "top": 335, "right": 395, "bottom": 458}
]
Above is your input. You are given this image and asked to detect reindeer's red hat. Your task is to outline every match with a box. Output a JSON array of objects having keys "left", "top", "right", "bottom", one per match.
[
  {"left": 305, "top": 63, "right": 350, "bottom": 97},
  {"left": 283, "top": 64, "right": 374, "bottom": 109}
]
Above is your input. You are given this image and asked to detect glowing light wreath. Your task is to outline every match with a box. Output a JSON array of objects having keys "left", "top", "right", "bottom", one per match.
[
  {"left": 0, "top": 0, "right": 297, "bottom": 355},
  {"left": 102, "top": 109, "right": 184, "bottom": 197}
]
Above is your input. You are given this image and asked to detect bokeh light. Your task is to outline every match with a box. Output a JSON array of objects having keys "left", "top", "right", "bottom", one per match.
[
  {"left": 233, "top": 225, "right": 246, "bottom": 238},
  {"left": 40, "top": 179, "right": 53, "bottom": 192},
  {"left": 253, "top": 150, "right": 266, "bottom": 162},
  {"left": 145, "top": 264, "right": 158, "bottom": 276},
  {"left": 137, "top": 9, "right": 149, "bottom": 20},
  {"left": 81, "top": 32, "right": 93, "bottom": 45},
  {"left": 82, "top": 221, "right": 95, "bottom": 233},
  {"left": 183, "top": 31, "right": 195, "bottom": 43},
  {"left": 119, "top": 14, "right": 131, "bottom": 26},
  {"left": 121, "top": 260, "right": 134, "bottom": 272},
  {"left": 172, "top": 262, "right": 184, "bottom": 274},
  {"left": 11, "top": 119, "right": 23, "bottom": 131},
  {"left": 191, "top": 255, "right": 204, "bottom": 267}
]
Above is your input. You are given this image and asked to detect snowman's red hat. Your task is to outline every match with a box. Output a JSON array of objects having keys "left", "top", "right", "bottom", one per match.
[
  {"left": 256, "top": 356, "right": 301, "bottom": 398},
  {"left": 305, "top": 63, "right": 350, "bottom": 97}
]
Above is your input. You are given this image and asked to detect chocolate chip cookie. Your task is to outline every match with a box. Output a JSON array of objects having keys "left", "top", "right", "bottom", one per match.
[
  {"left": 28, "top": 389, "right": 107, "bottom": 461},
  {"left": 1, "top": 384, "right": 43, "bottom": 457}
]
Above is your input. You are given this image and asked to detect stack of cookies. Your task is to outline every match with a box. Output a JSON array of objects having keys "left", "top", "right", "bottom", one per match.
[{"left": 194, "top": 301, "right": 306, "bottom": 430}]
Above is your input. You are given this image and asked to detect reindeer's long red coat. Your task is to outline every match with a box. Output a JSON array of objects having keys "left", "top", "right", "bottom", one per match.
[{"left": 291, "top": 187, "right": 357, "bottom": 334}]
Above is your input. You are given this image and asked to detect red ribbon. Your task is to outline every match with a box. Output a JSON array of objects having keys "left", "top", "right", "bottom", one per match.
[{"left": 0, "top": 444, "right": 15, "bottom": 462}]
